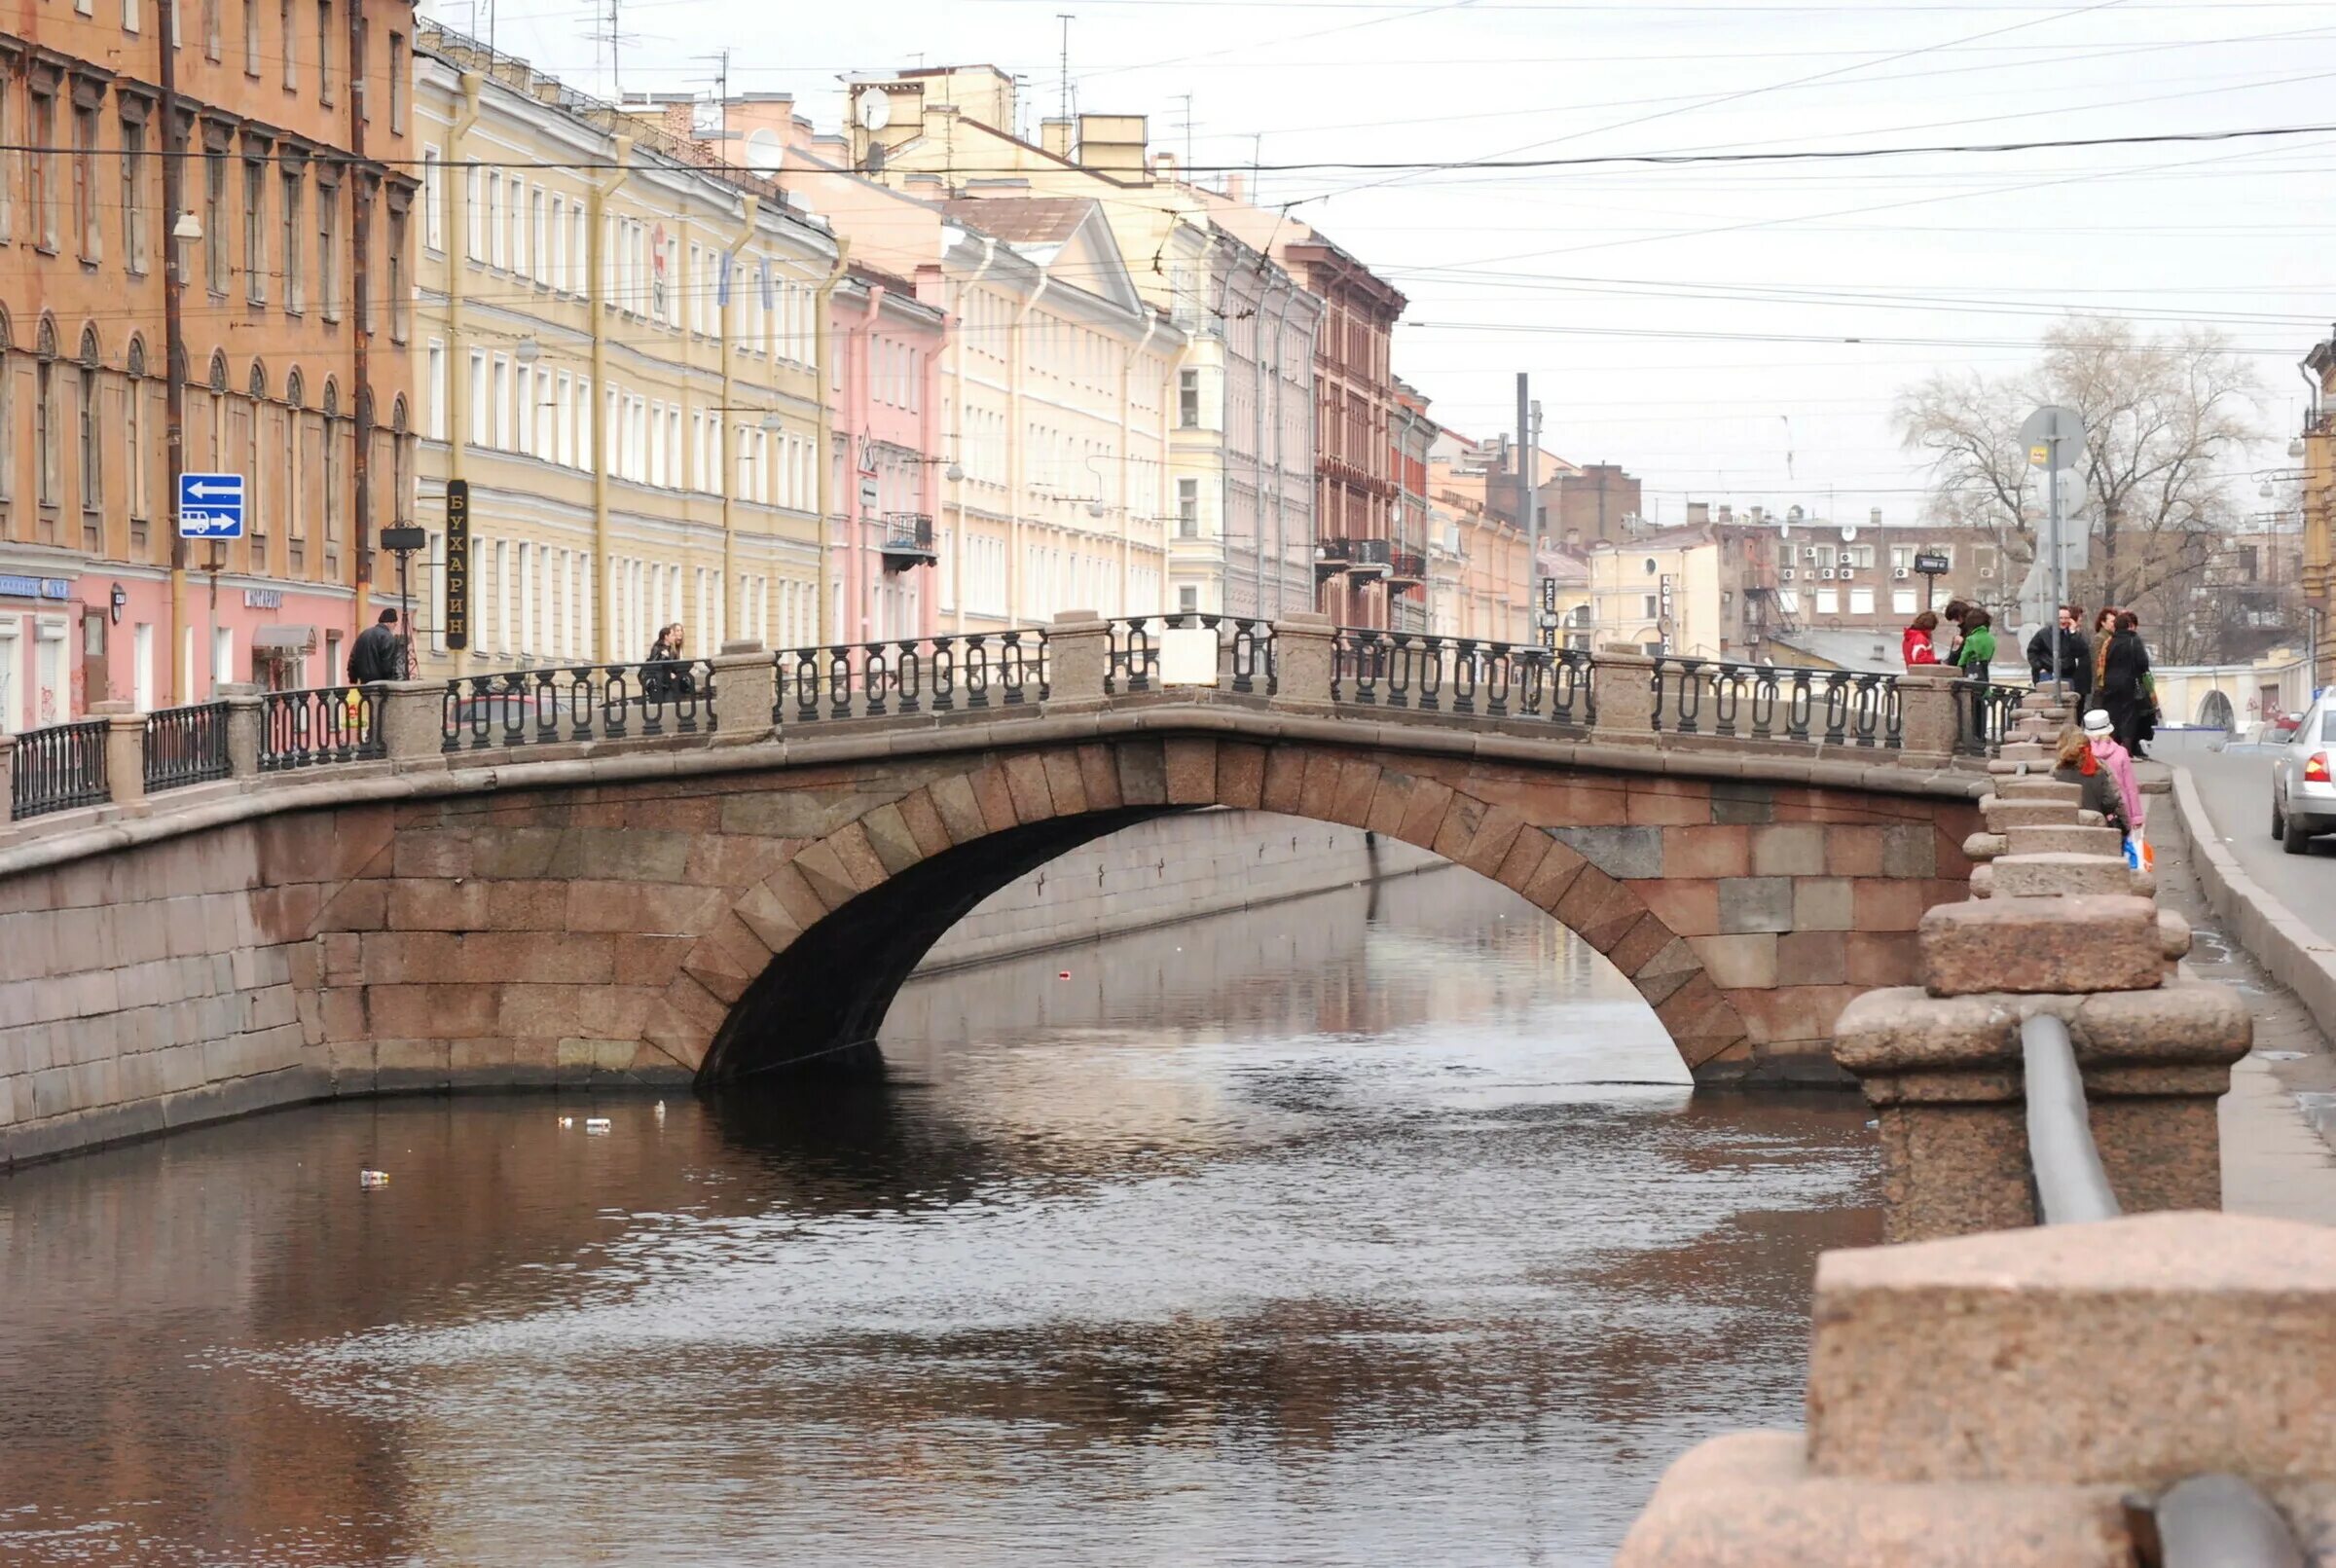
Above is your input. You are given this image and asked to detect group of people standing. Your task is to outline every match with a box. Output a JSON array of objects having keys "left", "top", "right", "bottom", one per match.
[{"left": 1901, "top": 599, "right": 2159, "bottom": 758}]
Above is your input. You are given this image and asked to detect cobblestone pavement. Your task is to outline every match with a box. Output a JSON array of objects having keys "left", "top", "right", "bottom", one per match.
[{"left": 2145, "top": 762, "right": 2336, "bottom": 1223}]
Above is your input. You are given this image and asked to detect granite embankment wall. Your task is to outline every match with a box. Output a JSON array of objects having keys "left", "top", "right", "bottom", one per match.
[{"left": 917, "top": 809, "right": 1442, "bottom": 971}]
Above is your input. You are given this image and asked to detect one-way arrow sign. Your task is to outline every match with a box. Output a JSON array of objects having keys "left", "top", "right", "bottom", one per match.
[{"left": 178, "top": 471, "right": 246, "bottom": 539}]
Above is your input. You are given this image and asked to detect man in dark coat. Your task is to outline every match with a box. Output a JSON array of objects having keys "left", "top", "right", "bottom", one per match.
[
  {"left": 2026, "top": 603, "right": 2092, "bottom": 701},
  {"left": 347, "top": 609, "right": 406, "bottom": 683}
]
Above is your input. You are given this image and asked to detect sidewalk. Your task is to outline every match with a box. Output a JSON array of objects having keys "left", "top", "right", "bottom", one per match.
[{"left": 2143, "top": 764, "right": 2336, "bottom": 1224}]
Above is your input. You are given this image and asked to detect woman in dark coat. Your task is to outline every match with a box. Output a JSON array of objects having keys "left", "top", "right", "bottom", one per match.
[{"left": 2099, "top": 611, "right": 2153, "bottom": 755}]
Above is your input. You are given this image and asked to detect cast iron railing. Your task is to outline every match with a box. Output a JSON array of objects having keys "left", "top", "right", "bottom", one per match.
[
  {"left": 441, "top": 660, "right": 715, "bottom": 751},
  {"left": 881, "top": 512, "right": 935, "bottom": 553},
  {"left": 1953, "top": 678, "right": 2025, "bottom": 757},
  {"left": 2020, "top": 1013, "right": 2306, "bottom": 1564},
  {"left": 9, "top": 718, "right": 109, "bottom": 820},
  {"left": 142, "top": 702, "right": 232, "bottom": 792},
  {"left": 1106, "top": 615, "right": 1275, "bottom": 696},
  {"left": 1652, "top": 657, "right": 1903, "bottom": 750},
  {"left": 772, "top": 631, "right": 1048, "bottom": 723},
  {"left": 1332, "top": 630, "right": 1595, "bottom": 727},
  {"left": 259, "top": 686, "right": 383, "bottom": 771}
]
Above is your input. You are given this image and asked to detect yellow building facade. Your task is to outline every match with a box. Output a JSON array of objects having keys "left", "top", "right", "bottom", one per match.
[{"left": 410, "top": 28, "right": 836, "bottom": 674}]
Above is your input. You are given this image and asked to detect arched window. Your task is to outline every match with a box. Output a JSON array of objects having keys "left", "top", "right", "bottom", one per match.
[
  {"left": 245, "top": 362, "right": 269, "bottom": 556},
  {"left": 34, "top": 316, "right": 59, "bottom": 507},
  {"left": 322, "top": 379, "right": 345, "bottom": 552},
  {"left": 0, "top": 308, "right": 13, "bottom": 502},
  {"left": 284, "top": 369, "right": 309, "bottom": 561},
  {"left": 390, "top": 396, "right": 412, "bottom": 525},
  {"left": 76, "top": 327, "right": 103, "bottom": 516},
  {"left": 126, "top": 338, "right": 149, "bottom": 524}
]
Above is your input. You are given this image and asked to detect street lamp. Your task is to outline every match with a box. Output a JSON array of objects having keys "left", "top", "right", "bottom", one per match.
[
  {"left": 171, "top": 211, "right": 202, "bottom": 241},
  {"left": 515, "top": 335, "right": 542, "bottom": 366}
]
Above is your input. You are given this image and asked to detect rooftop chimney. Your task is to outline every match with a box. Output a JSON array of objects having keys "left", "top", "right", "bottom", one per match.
[
  {"left": 1686, "top": 501, "right": 1711, "bottom": 526},
  {"left": 1224, "top": 172, "right": 1247, "bottom": 203},
  {"left": 1870, "top": 506, "right": 1883, "bottom": 527},
  {"left": 1040, "top": 118, "right": 1073, "bottom": 159},
  {"left": 1151, "top": 151, "right": 1177, "bottom": 182},
  {"left": 1074, "top": 113, "right": 1148, "bottom": 175}
]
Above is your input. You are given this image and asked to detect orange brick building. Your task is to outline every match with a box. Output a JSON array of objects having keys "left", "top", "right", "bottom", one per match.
[{"left": 0, "top": 0, "right": 418, "bottom": 726}]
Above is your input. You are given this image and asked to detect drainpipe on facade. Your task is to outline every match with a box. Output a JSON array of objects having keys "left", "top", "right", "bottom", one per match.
[
  {"left": 347, "top": 0, "right": 373, "bottom": 631},
  {"left": 1245, "top": 273, "right": 1276, "bottom": 619},
  {"left": 946, "top": 236, "right": 999, "bottom": 636},
  {"left": 811, "top": 239, "right": 851, "bottom": 645},
  {"left": 847, "top": 279, "right": 890, "bottom": 644},
  {"left": 444, "top": 70, "right": 484, "bottom": 675},
  {"left": 717, "top": 196, "right": 759, "bottom": 646},
  {"left": 1122, "top": 314, "right": 1158, "bottom": 615},
  {"left": 1006, "top": 262, "right": 1054, "bottom": 626},
  {"left": 586, "top": 133, "right": 635, "bottom": 662},
  {"left": 159, "top": 0, "right": 189, "bottom": 702}
]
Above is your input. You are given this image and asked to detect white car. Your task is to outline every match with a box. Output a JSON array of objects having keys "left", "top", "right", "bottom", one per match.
[{"left": 2271, "top": 698, "right": 2336, "bottom": 855}]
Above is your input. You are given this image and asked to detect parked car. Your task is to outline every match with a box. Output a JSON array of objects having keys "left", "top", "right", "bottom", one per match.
[{"left": 2271, "top": 697, "right": 2336, "bottom": 855}]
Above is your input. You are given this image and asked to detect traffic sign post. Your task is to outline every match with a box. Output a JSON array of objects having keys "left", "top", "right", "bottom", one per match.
[
  {"left": 177, "top": 472, "right": 246, "bottom": 539},
  {"left": 2018, "top": 406, "right": 2085, "bottom": 698},
  {"left": 380, "top": 525, "right": 427, "bottom": 677},
  {"left": 1913, "top": 551, "right": 1951, "bottom": 612}
]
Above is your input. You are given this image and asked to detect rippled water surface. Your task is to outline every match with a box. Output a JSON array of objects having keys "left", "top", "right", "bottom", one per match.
[{"left": 0, "top": 865, "right": 1879, "bottom": 1566}]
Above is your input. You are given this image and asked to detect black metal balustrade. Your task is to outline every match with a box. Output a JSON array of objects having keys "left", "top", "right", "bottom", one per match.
[
  {"left": 1106, "top": 615, "right": 1275, "bottom": 696},
  {"left": 259, "top": 686, "right": 384, "bottom": 771},
  {"left": 772, "top": 631, "right": 1048, "bottom": 724},
  {"left": 441, "top": 660, "right": 715, "bottom": 752},
  {"left": 142, "top": 702, "right": 232, "bottom": 792},
  {"left": 9, "top": 718, "right": 109, "bottom": 820},
  {"left": 1953, "top": 678, "right": 2024, "bottom": 757},
  {"left": 1332, "top": 630, "right": 1595, "bottom": 727},
  {"left": 1651, "top": 657, "right": 1903, "bottom": 750}
]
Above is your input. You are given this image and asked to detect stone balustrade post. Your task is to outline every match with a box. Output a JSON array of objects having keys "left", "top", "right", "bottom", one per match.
[
  {"left": 1834, "top": 892, "right": 2245, "bottom": 1242},
  {"left": 1042, "top": 611, "right": 1112, "bottom": 710},
  {"left": 1588, "top": 644, "right": 1658, "bottom": 745},
  {"left": 1894, "top": 667, "right": 1963, "bottom": 764},
  {"left": 708, "top": 648, "right": 775, "bottom": 741},
  {"left": 218, "top": 682, "right": 264, "bottom": 778},
  {"left": 0, "top": 732, "right": 12, "bottom": 817},
  {"left": 1267, "top": 611, "right": 1337, "bottom": 709},
  {"left": 376, "top": 678, "right": 451, "bottom": 764},
  {"left": 91, "top": 700, "right": 146, "bottom": 808}
]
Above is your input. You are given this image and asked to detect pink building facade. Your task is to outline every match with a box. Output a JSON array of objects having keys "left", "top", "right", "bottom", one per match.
[{"left": 827, "top": 270, "right": 949, "bottom": 645}]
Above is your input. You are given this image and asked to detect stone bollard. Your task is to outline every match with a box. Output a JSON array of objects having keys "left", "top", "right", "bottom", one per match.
[
  {"left": 1041, "top": 611, "right": 1112, "bottom": 710},
  {"left": 91, "top": 701, "right": 146, "bottom": 807},
  {"left": 1268, "top": 611, "right": 1338, "bottom": 710},
  {"left": 218, "top": 682, "right": 265, "bottom": 778},
  {"left": 1833, "top": 892, "right": 2249, "bottom": 1241},
  {"left": 708, "top": 649, "right": 777, "bottom": 740},
  {"left": 1616, "top": 1211, "right": 2336, "bottom": 1566},
  {"left": 0, "top": 731, "right": 12, "bottom": 816},
  {"left": 1588, "top": 645, "right": 1659, "bottom": 745},
  {"left": 375, "top": 678, "right": 452, "bottom": 763},
  {"left": 1895, "top": 667, "right": 1964, "bottom": 763}
]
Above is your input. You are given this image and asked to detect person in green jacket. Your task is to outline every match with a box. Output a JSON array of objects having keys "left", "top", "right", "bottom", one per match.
[{"left": 1953, "top": 607, "right": 1999, "bottom": 744}]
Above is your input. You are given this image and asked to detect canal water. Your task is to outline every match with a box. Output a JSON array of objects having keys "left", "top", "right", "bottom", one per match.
[{"left": 0, "top": 861, "right": 1879, "bottom": 1567}]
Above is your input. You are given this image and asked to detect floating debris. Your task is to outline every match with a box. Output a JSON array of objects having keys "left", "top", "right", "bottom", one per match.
[
  {"left": 1058, "top": 971, "right": 1072, "bottom": 980},
  {"left": 559, "top": 1115, "right": 574, "bottom": 1128},
  {"left": 358, "top": 1169, "right": 390, "bottom": 1187},
  {"left": 584, "top": 1117, "right": 612, "bottom": 1135},
  {"left": 654, "top": 1101, "right": 667, "bottom": 1122}
]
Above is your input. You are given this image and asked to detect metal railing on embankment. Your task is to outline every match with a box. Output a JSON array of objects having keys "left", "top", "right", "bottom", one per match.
[
  {"left": 771, "top": 630, "right": 1048, "bottom": 723},
  {"left": 2019, "top": 1013, "right": 2304, "bottom": 1566},
  {"left": 1650, "top": 655, "right": 1901, "bottom": 749},
  {"left": 8, "top": 718, "right": 108, "bottom": 820},
  {"left": 441, "top": 660, "right": 715, "bottom": 751},
  {"left": 1332, "top": 630, "right": 1592, "bottom": 724},
  {"left": 142, "top": 703, "right": 232, "bottom": 793}
]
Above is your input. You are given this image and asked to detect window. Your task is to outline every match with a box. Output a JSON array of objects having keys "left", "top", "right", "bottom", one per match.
[
  {"left": 1848, "top": 587, "right": 1875, "bottom": 616},
  {"left": 1815, "top": 588, "right": 1840, "bottom": 615},
  {"left": 529, "top": 187, "right": 546, "bottom": 284},
  {"left": 34, "top": 328, "right": 58, "bottom": 506},
  {"left": 491, "top": 356, "right": 508, "bottom": 449},
  {"left": 317, "top": 177, "right": 339, "bottom": 319},
  {"left": 468, "top": 351, "right": 486, "bottom": 444},
  {"left": 126, "top": 344, "right": 149, "bottom": 521},
  {"left": 549, "top": 194, "right": 566, "bottom": 288},
  {"left": 244, "top": 0, "right": 261, "bottom": 73},
  {"left": 388, "top": 33, "right": 407, "bottom": 132},
  {"left": 76, "top": 335, "right": 100, "bottom": 512},
  {"left": 280, "top": 164, "right": 304, "bottom": 311},
  {"left": 204, "top": 0, "right": 222, "bottom": 57},
  {"left": 203, "top": 147, "right": 228, "bottom": 292},
  {"left": 316, "top": 0, "right": 334, "bottom": 104},
  {"left": 1892, "top": 588, "right": 1916, "bottom": 615},
  {"left": 280, "top": 0, "right": 297, "bottom": 90},
  {"left": 72, "top": 99, "right": 101, "bottom": 261},
  {"left": 386, "top": 203, "right": 409, "bottom": 341},
  {"left": 0, "top": 74, "right": 13, "bottom": 245},
  {"left": 1642, "top": 593, "right": 1659, "bottom": 618},
  {"left": 120, "top": 114, "right": 150, "bottom": 274},
  {"left": 424, "top": 340, "right": 445, "bottom": 440},
  {"left": 511, "top": 182, "right": 528, "bottom": 279},
  {"left": 487, "top": 171, "right": 504, "bottom": 269},
  {"left": 1178, "top": 585, "right": 1198, "bottom": 614},
  {"left": 28, "top": 86, "right": 55, "bottom": 251},
  {"left": 420, "top": 146, "right": 442, "bottom": 251},
  {"left": 242, "top": 152, "right": 267, "bottom": 302},
  {"left": 322, "top": 386, "right": 343, "bottom": 555},
  {"left": 1178, "top": 478, "right": 1198, "bottom": 538}
]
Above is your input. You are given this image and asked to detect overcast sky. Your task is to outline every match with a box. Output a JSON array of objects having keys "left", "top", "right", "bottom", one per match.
[{"left": 439, "top": 0, "right": 2333, "bottom": 528}]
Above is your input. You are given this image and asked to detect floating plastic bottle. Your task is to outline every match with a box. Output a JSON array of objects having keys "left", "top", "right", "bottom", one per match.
[{"left": 358, "top": 1169, "right": 390, "bottom": 1187}]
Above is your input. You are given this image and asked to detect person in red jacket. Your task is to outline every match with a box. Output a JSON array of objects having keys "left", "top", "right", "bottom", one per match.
[{"left": 1902, "top": 610, "right": 1942, "bottom": 667}]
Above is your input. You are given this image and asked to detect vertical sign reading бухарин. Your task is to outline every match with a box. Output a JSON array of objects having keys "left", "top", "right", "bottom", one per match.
[{"left": 444, "top": 480, "right": 471, "bottom": 651}]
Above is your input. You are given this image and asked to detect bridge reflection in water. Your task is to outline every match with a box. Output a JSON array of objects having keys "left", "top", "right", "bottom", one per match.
[{"left": 0, "top": 864, "right": 1879, "bottom": 1567}]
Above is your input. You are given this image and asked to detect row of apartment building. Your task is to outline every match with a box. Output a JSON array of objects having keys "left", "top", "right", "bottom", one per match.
[{"left": 9, "top": 2, "right": 1556, "bottom": 728}]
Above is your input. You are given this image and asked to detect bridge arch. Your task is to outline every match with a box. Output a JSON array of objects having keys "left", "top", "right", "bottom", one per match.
[{"left": 664, "top": 734, "right": 1747, "bottom": 1083}]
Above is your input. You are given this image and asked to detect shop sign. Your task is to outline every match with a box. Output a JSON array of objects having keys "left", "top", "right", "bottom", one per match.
[
  {"left": 244, "top": 589, "right": 284, "bottom": 610},
  {"left": 0, "top": 575, "right": 73, "bottom": 601}
]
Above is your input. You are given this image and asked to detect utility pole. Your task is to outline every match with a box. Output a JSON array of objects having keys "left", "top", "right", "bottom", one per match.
[
  {"left": 159, "top": 0, "right": 189, "bottom": 702},
  {"left": 1515, "top": 373, "right": 1533, "bottom": 639}
]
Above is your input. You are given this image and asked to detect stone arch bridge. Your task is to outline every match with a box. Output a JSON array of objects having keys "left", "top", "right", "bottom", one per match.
[{"left": 0, "top": 615, "right": 1997, "bottom": 1165}]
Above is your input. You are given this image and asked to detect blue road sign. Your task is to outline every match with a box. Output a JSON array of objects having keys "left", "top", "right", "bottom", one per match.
[{"left": 178, "top": 472, "right": 246, "bottom": 539}]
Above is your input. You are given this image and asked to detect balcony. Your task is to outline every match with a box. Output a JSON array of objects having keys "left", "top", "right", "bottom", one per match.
[
  {"left": 1315, "top": 537, "right": 1353, "bottom": 579},
  {"left": 1348, "top": 538, "right": 1393, "bottom": 579},
  {"left": 880, "top": 513, "right": 935, "bottom": 571},
  {"left": 1385, "top": 550, "right": 1426, "bottom": 589}
]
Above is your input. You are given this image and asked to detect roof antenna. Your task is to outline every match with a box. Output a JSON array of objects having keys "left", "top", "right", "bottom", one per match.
[{"left": 1057, "top": 14, "right": 1074, "bottom": 127}]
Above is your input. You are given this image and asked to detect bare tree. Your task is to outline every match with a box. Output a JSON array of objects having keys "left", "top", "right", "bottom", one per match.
[{"left": 1895, "top": 315, "right": 2263, "bottom": 637}]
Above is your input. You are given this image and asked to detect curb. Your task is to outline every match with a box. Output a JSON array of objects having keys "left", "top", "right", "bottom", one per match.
[{"left": 2163, "top": 763, "right": 2336, "bottom": 1042}]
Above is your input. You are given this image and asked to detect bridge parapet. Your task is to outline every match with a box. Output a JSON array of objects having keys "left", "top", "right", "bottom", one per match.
[{"left": 1, "top": 615, "right": 2011, "bottom": 849}]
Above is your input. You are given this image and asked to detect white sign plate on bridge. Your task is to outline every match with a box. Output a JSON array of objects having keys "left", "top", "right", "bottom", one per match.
[
  {"left": 1158, "top": 627, "right": 1221, "bottom": 687},
  {"left": 177, "top": 472, "right": 246, "bottom": 539}
]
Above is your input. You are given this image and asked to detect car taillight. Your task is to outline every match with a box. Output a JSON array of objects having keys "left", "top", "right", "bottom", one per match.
[{"left": 2309, "top": 752, "right": 2331, "bottom": 783}]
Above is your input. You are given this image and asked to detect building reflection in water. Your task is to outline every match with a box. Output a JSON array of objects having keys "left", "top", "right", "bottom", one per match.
[{"left": 0, "top": 859, "right": 1877, "bottom": 1567}]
